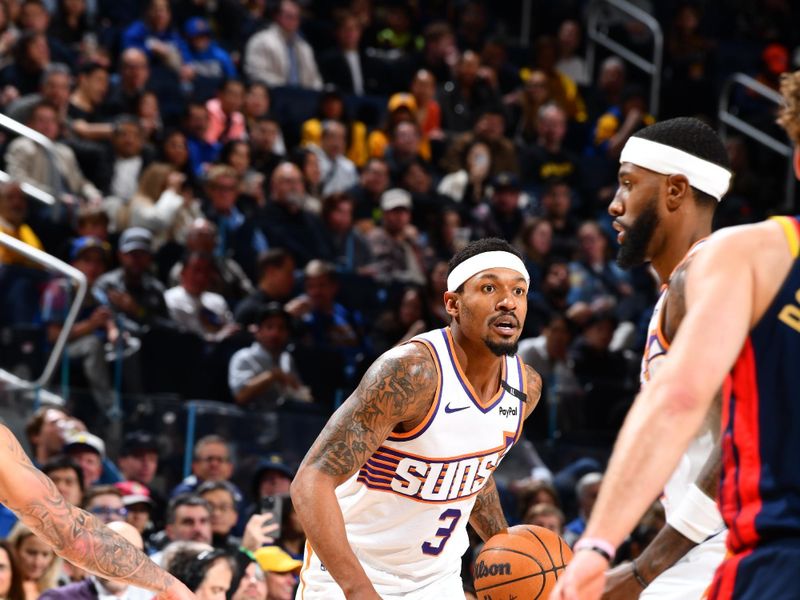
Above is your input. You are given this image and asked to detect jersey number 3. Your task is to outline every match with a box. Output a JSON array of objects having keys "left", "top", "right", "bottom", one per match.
[{"left": 421, "top": 508, "right": 462, "bottom": 556}]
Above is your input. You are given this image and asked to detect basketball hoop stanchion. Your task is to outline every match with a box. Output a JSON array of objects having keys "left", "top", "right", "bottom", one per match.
[{"left": 0, "top": 232, "right": 86, "bottom": 393}]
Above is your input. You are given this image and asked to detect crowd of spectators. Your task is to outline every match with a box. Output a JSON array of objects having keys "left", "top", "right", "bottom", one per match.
[{"left": 0, "top": 0, "right": 798, "bottom": 597}]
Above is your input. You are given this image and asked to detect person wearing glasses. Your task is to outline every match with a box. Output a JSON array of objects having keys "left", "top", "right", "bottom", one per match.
[{"left": 83, "top": 486, "right": 128, "bottom": 524}]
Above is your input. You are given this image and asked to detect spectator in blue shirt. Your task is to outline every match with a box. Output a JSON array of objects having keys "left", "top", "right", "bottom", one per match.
[
  {"left": 182, "top": 17, "right": 235, "bottom": 100},
  {"left": 122, "top": 0, "right": 187, "bottom": 71}
]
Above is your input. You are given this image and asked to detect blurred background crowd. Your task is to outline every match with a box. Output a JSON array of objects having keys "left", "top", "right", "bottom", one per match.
[{"left": 0, "top": 0, "right": 798, "bottom": 597}]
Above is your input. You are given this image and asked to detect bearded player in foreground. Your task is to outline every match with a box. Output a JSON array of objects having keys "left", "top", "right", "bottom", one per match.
[{"left": 553, "top": 71, "right": 800, "bottom": 600}]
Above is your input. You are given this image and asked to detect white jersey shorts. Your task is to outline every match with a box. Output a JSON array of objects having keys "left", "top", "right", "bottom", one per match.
[{"left": 296, "top": 549, "right": 465, "bottom": 600}]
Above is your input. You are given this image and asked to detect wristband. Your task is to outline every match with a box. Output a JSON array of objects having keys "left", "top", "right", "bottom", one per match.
[
  {"left": 666, "top": 484, "right": 724, "bottom": 544},
  {"left": 631, "top": 559, "right": 649, "bottom": 589},
  {"left": 573, "top": 537, "right": 616, "bottom": 563}
]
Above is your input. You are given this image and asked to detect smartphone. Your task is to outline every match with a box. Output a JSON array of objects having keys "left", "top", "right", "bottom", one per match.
[{"left": 260, "top": 495, "right": 284, "bottom": 540}]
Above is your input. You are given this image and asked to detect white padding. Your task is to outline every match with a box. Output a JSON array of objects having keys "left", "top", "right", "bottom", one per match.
[
  {"left": 447, "top": 251, "right": 529, "bottom": 292},
  {"left": 666, "top": 484, "right": 724, "bottom": 544},
  {"left": 620, "top": 137, "right": 732, "bottom": 201}
]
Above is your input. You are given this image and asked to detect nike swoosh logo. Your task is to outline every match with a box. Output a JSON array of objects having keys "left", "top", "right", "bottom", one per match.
[{"left": 444, "top": 404, "right": 469, "bottom": 414}]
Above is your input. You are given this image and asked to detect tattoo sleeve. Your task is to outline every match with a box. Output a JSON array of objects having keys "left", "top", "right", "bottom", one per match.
[
  {"left": 0, "top": 426, "right": 176, "bottom": 593},
  {"left": 523, "top": 364, "right": 543, "bottom": 420},
  {"left": 303, "top": 342, "right": 438, "bottom": 479},
  {"left": 469, "top": 475, "right": 508, "bottom": 542}
]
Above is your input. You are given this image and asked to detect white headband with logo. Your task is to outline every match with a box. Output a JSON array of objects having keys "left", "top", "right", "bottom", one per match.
[
  {"left": 447, "top": 251, "right": 530, "bottom": 292},
  {"left": 620, "top": 136, "right": 732, "bottom": 201}
]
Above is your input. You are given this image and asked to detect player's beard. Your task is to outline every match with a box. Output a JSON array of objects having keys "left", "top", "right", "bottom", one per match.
[
  {"left": 483, "top": 337, "right": 519, "bottom": 357},
  {"left": 616, "top": 196, "right": 660, "bottom": 269}
]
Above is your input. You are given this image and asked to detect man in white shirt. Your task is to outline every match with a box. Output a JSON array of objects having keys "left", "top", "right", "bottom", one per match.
[{"left": 165, "top": 251, "right": 238, "bottom": 342}]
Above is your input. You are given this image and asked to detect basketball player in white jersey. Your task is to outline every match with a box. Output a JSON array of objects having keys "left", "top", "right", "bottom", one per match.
[
  {"left": 599, "top": 118, "right": 733, "bottom": 599},
  {"left": 291, "top": 238, "right": 543, "bottom": 599}
]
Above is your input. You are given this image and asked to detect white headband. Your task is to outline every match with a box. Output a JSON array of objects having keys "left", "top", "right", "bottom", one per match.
[
  {"left": 620, "top": 136, "right": 732, "bottom": 201},
  {"left": 447, "top": 251, "right": 530, "bottom": 292}
]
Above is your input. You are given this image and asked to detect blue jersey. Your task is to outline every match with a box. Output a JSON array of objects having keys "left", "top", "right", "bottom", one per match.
[{"left": 710, "top": 216, "right": 800, "bottom": 599}]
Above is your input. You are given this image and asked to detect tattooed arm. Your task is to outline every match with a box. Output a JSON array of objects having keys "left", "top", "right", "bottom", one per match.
[
  {"left": 0, "top": 425, "right": 194, "bottom": 600},
  {"left": 469, "top": 364, "right": 543, "bottom": 541},
  {"left": 291, "top": 343, "right": 437, "bottom": 599}
]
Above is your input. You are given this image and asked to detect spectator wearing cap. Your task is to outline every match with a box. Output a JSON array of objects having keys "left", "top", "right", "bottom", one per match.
[
  {"left": 40, "top": 236, "right": 116, "bottom": 417},
  {"left": 62, "top": 431, "right": 109, "bottom": 487},
  {"left": 94, "top": 227, "right": 171, "bottom": 332},
  {"left": 243, "top": 0, "right": 322, "bottom": 90},
  {"left": 367, "top": 93, "right": 432, "bottom": 165},
  {"left": 229, "top": 302, "right": 311, "bottom": 409},
  {"left": 181, "top": 17, "right": 236, "bottom": 95},
  {"left": 118, "top": 431, "right": 159, "bottom": 487},
  {"left": 205, "top": 79, "right": 246, "bottom": 146},
  {"left": 5, "top": 101, "right": 103, "bottom": 202},
  {"left": 259, "top": 162, "right": 329, "bottom": 268},
  {"left": 200, "top": 164, "right": 268, "bottom": 282},
  {"left": 253, "top": 546, "right": 301, "bottom": 600},
  {"left": 308, "top": 120, "right": 359, "bottom": 197},
  {"left": 366, "top": 189, "right": 426, "bottom": 286},
  {"left": 471, "top": 172, "right": 527, "bottom": 243},
  {"left": 115, "top": 481, "right": 156, "bottom": 538},
  {"left": 165, "top": 250, "right": 238, "bottom": 342},
  {"left": 68, "top": 61, "right": 112, "bottom": 143},
  {"left": 253, "top": 456, "right": 293, "bottom": 501}
]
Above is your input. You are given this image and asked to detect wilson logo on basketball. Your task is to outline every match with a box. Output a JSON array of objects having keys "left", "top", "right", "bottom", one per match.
[{"left": 474, "top": 560, "right": 511, "bottom": 579}]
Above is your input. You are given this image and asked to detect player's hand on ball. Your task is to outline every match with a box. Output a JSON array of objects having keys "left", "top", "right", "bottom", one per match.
[
  {"left": 552, "top": 549, "right": 608, "bottom": 600},
  {"left": 601, "top": 562, "right": 642, "bottom": 600}
]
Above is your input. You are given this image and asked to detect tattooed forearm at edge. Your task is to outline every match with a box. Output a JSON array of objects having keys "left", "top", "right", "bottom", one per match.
[
  {"left": 0, "top": 429, "right": 174, "bottom": 591},
  {"left": 470, "top": 476, "right": 508, "bottom": 540}
]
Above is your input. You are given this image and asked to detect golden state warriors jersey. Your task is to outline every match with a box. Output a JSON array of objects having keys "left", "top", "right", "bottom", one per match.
[
  {"left": 317, "top": 327, "right": 526, "bottom": 592},
  {"left": 641, "top": 240, "right": 719, "bottom": 519}
]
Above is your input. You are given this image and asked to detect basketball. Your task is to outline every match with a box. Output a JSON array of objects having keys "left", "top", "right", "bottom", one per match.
[{"left": 473, "top": 525, "right": 573, "bottom": 600}]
